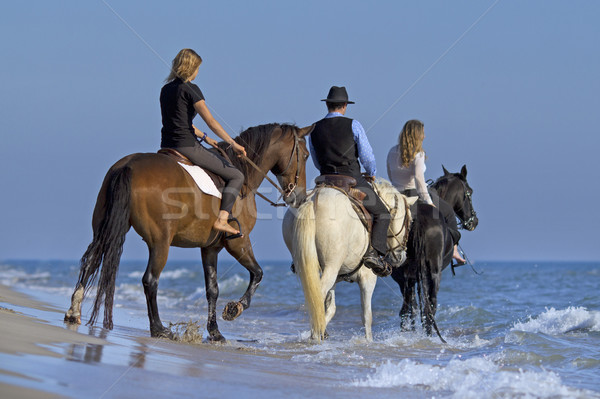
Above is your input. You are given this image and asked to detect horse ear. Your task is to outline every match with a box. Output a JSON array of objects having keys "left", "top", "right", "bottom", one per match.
[
  {"left": 405, "top": 196, "right": 418, "bottom": 206},
  {"left": 460, "top": 165, "right": 467, "bottom": 179},
  {"left": 442, "top": 165, "right": 450, "bottom": 176},
  {"left": 298, "top": 124, "right": 315, "bottom": 137}
]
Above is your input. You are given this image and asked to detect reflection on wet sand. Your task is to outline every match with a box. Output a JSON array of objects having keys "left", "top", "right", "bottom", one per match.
[{"left": 65, "top": 325, "right": 108, "bottom": 364}]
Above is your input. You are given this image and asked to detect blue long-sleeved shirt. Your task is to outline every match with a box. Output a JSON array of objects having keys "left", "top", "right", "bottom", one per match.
[{"left": 309, "top": 112, "right": 377, "bottom": 176}]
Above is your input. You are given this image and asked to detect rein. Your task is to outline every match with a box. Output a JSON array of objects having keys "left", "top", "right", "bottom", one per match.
[
  {"left": 214, "top": 128, "right": 302, "bottom": 207},
  {"left": 431, "top": 175, "right": 477, "bottom": 230},
  {"left": 246, "top": 129, "right": 301, "bottom": 207},
  {"left": 456, "top": 189, "right": 477, "bottom": 230},
  {"left": 387, "top": 195, "right": 411, "bottom": 252},
  {"left": 373, "top": 184, "right": 412, "bottom": 253}
]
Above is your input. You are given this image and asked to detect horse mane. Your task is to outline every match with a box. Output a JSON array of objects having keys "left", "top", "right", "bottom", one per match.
[
  {"left": 217, "top": 123, "right": 296, "bottom": 186},
  {"left": 372, "top": 178, "right": 405, "bottom": 208},
  {"left": 431, "top": 173, "right": 461, "bottom": 198}
]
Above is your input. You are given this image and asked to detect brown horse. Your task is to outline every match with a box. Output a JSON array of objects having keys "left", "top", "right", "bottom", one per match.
[{"left": 64, "top": 123, "right": 313, "bottom": 342}]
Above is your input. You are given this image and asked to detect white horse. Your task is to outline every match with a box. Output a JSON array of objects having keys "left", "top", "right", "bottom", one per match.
[{"left": 282, "top": 179, "right": 416, "bottom": 341}]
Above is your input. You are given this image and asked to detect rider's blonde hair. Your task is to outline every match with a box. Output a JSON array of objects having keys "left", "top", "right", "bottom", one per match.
[
  {"left": 399, "top": 119, "right": 425, "bottom": 168},
  {"left": 166, "top": 49, "right": 202, "bottom": 82}
]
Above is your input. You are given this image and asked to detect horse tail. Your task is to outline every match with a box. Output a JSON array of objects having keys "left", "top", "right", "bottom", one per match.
[
  {"left": 292, "top": 201, "right": 326, "bottom": 341},
  {"left": 412, "top": 213, "right": 446, "bottom": 343},
  {"left": 79, "top": 165, "right": 132, "bottom": 330},
  {"left": 411, "top": 217, "right": 429, "bottom": 326}
]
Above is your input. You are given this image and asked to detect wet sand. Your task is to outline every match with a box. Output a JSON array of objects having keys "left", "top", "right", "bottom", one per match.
[
  {"left": 0, "top": 284, "right": 107, "bottom": 398},
  {"left": 0, "top": 284, "right": 395, "bottom": 399}
]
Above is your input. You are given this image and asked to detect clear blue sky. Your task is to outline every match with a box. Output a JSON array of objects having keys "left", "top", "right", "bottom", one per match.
[{"left": 1, "top": 1, "right": 599, "bottom": 262}]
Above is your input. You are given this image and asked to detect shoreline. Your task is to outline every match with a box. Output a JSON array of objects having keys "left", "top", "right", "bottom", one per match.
[{"left": 0, "top": 284, "right": 109, "bottom": 398}]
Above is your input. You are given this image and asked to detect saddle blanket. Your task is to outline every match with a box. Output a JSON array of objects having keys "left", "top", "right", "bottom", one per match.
[{"left": 177, "top": 162, "right": 222, "bottom": 199}]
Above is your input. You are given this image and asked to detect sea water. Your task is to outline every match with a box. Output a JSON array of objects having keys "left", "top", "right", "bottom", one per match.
[{"left": 1, "top": 259, "right": 599, "bottom": 398}]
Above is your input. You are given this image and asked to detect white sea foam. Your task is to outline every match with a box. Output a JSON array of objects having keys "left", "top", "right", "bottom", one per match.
[
  {"left": 217, "top": 274, "right": 246, "bottom": 294},
  {"left": 114, "top": 283, "right": 145, "bottom": 305},
  {"left": 352, "top": 356, "right": 598, "bottom": 398},
  {"left": 511, "top": 307, "right": 600, "bottom": 335},
  {"left": 0, "top": 268, "right": 51, "bottom": 286},
  {"left": 127, "top": 268, "right": 193, "bottom": 280},
  {"left": 379, "top": 327, "right": 491, "bottom": 350},
  {"left": 185, "top": 286, "right": 206, "bottom": 301}
]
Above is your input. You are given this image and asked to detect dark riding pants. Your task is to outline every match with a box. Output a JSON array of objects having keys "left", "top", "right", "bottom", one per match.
[
  {"left": 354, "top": 176, "right": 390, "bottom": 256},
  {"left": 170, "top": 142, "right": 244, "bottom": 213}
]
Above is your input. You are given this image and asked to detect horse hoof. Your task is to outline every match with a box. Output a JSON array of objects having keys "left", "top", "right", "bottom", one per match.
[
  {"left": 222, "top": 301, "right": 243, "bottom": 321},
  {"left": 64, "top": 314, "right": 81, "bottom": 325},
  {"left": 208, "top": 332, "right": 227, "bottom": 344},
  {"left": 151, "top": 327, "right": 174, "bottom": 340}
]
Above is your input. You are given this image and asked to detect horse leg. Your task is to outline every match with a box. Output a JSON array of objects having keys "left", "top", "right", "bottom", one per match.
[
  {"left": 407, "top": 277, "right": 419, "bottom": 330},
  {"left": 307, "top": 265, "right": 338, "bottom": 341},
  {"left": 65, "top": 262, "right": 99, "bottom": 325},
  {"left": 324, "top": 289, "right": 336, "bottom": 327},
  {"left": 142, "top": 241, "right": 172, "bottom": 338},
  {"left": 393, "top": 267, "right": 417, "bottom": 331},
  {"left": 358, "top": 269, "right": 377, "bottom": 341},
  {"left": 222, "top": 241, "right": 263, "bottom": 321},
  {"left": 423, "top": 255, "right": 443, "bottom": 335},
  {"left": 201, "top": 246, "right": 226, "bottom": 343}
]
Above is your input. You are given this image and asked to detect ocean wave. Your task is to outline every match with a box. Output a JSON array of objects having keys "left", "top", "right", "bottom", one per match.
[
  {"left": 217, "top": 274, "right": 246, "bottom": 295},
  {"left": 511, "top": 307, "right": 600, "bottom": 335},
  {"left": 127, "top": 268, "right": 194, "bottom": 280},
  {"left": 352, "top": 356, "right": 598, "bottom": 398},
  {"left": 0, "top": 267, "right": 51, "bottom": 286},
  {"left": 378, "top": 326, "right": 491, "bottom": 350}
]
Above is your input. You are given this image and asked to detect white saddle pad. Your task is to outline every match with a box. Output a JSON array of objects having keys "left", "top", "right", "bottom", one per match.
[{"left": 178, "top": 162, "right": 222, "bottom": 199}]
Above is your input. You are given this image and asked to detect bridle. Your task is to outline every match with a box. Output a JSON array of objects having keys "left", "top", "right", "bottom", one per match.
[
  {"left": 276, "top": 129, "right": 303, "bottom": 200},
  {"left": 242, "top": 128, "right": 303, "bottom": 207},
  {"left": 435, "top": 176, "right": 477, "bottom": 231},
  {"left": 453, "top": 180, "right": 477, "bottom": 231}
]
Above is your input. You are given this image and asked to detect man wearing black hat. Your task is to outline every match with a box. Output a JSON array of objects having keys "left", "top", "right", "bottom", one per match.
[{"left": 309, "top": 86, "right": 391, "bottom": 276}]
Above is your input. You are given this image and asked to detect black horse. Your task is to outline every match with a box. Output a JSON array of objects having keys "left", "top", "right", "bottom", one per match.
[{"left": 391, "top": 165, "right": 478, "bottom": 338}]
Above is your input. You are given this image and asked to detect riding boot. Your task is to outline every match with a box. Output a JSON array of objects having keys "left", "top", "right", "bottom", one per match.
[{"left": 362, "top": 246, "right": 392, "bottom": 277}]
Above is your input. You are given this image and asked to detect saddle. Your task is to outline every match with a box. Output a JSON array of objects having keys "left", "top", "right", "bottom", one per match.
[
  {"left": 158, "top": 148, "right": 225, "bottom": 191},
  {"left": 314, "top": 174, "right": 372, "bottom": 232},
  {"left": 157, "top": 148, "right": 244, "bottom": 242}
]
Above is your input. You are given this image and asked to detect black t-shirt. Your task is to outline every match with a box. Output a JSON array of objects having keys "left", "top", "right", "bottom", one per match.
[{"left": 160, "top": 78, "right": 205, "bottom": 148}]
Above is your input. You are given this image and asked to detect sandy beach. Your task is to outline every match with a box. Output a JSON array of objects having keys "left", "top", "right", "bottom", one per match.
[
  {"left": 0, "top": 285, "right": 110, "bottom": 398},
  {"left": 0, "top": 283, "right": 380, "bottom": 399}
]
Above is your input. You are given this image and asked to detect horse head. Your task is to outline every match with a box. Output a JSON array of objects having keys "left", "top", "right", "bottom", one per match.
[
  {"left": 271, "top": 124, "right": 314, "bottom": 208},
  {"left": 439, "top": 165, "right": 478, "bottom": 231}
]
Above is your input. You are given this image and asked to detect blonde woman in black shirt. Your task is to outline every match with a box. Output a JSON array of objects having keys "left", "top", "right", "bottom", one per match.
[{"left": 160, "top": 48, "right": 246, "bottom": 237}]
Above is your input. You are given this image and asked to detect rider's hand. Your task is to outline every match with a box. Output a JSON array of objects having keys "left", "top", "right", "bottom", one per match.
[
  {"left": 231, "top": 142, "right": 247, "bottom": 157},
  {"left": 205, "top": 136, "right": 219, "bottom": 148},
  {"left": 363, "top": 174, "right": 375, "bottom": 183}
]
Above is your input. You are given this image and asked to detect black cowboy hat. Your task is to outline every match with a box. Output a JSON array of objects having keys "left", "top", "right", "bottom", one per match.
[{"left": 321, "top": 86, "right": 355, "bottom": 104}]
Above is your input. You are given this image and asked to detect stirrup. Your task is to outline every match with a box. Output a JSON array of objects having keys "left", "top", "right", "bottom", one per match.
[
  {"left": 223, "top": 216, "right": 243, "bottom": 240},
  {"left": 362, "top": 248, "right": 392, "bottom": 277},
  {"left": 451, "top": 246, "right": 467, "bottom": 275}
]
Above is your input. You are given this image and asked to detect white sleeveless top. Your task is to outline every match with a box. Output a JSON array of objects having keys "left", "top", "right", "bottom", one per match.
[{"left": 386, "top": 145, "right": 433, "bottom": 205}]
